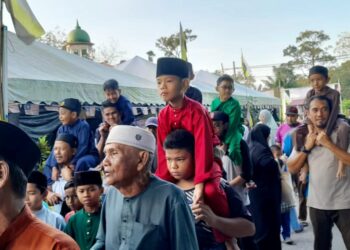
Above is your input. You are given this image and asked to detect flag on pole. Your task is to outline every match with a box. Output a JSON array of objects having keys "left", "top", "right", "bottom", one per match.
[
  {"left": 4, "top": 0, "right": 45, "bottom": 44},
  {"left": 179, "top": 22, "right": 187, "bottom": 61},
  {"left": 241, "top": 52, "right": 251, "bottom": 80}
]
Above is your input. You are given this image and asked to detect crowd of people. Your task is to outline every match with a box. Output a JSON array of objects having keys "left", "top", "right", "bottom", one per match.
[{"left": 0, "top": 59, "right": 349, "bottom": 250}]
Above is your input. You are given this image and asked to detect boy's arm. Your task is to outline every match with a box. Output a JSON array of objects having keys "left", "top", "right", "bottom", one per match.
[
  {"left": 71, "top": 123, "right": 91, "bottom": 165},
  {"left": 325, "top": 91, "right": 340, "bottom": 134},
  {"left": 120, "top": 97, "right": 135, "bottom": 125},
  {"left": 193, "top": 109, "right": 215, "bottom": 184}
]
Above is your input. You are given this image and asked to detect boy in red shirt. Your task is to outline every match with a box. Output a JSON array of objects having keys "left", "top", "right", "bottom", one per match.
[{"left": 155, "top": 57, "right": 229, "bottom": 242}]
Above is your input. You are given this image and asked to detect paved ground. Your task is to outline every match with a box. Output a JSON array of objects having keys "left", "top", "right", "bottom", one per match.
[{"left": 282, "top": 222, "right": 346, "bottom": 250}]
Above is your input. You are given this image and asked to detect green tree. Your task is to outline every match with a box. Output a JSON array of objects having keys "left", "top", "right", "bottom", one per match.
[
  {"left": 146, "top": 50, "right": 156, "bottom": 62},
  {"left": 335, "top": 32, "right": 350, "bottom": 57},
  {"left": 39, "top": 26, "right": 66, "bottom": 49},
  {"left": 283, "top": 30, "right": 336, "bottom": 71},
  {"left": 262, "top": 64, "right": 299, "bottom": 90},
  {"left": 329, "top": 60, "right": 350, "bottom": 99},
  {"left": 235, "top": 72, "right": 256, "bottom": 90},
  {"left": 155, "top": 29, "right": 197, "bottom": 57}
]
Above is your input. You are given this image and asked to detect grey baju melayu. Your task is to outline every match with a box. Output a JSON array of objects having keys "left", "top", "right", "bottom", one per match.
[{"left": 91, "top": 175, "right": 199, "bottom": 250}]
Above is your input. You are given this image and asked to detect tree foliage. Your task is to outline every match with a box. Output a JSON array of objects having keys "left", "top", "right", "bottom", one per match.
[
  {"left": 39, "top": 26, "right": 66, "bottom": 49},
  {"left": 235, "top": 72, "right": 256, "bottom": 90},
  {"left": 155, "top": 29, "right": 197, "bottom": 57},
  {"left": 329, "top": 60, "right": 350, "bottom": 99},
  {"left": 146, "top": 50, "right": 156, "bottom": 62},
  {"left": 283, "top": 30, "right": 336, "bottom": 71},
  {"left": 335, "top": 32, "right": 350, "bottom": 57},
  {"left": 262, "top": 64, "right": 300, "bottom": 89}
]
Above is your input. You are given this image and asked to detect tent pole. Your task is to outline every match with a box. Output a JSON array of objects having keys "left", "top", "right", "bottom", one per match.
[{"left": 0, "top": 0, "right": 4, "bottom": 120}]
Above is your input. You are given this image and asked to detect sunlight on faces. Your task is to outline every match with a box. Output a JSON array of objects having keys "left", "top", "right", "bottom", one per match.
[
  {"left": 76, "top": 184, "right": 102, "bottom": 208},
  {"left": 64, "top": 187, "right": 82, "bottom": 211},
  {"left": 104, "top": 89, "right": 120, "bottom": 104},
  {"left": 309, "top": 73, "right": 329, "bottom": 92},
  {"left": 103, "top": 107, "right": 121, "bottom": 126},
  {"left": 54, "top": 140, "right": 75, "bottom": 165},
  {"left": 102, "top": 143, "right": 144, "bottom": 188},
  {"left": 156, "top": 75, "right": 189, "bottom": 103},
  {"left": 165, "top": 149, "right": 194, "bottom": 181},
  {"left": 216, "top": 80, "right": 234, "bottom": 102},
  {"left": 25, "top": 183, "right": 46, "bottom": 211},
  {"left": 307, "top": 99, "right": 330, "bottom": 129},
  {"left": 59, "top": 107, "right": 78, "bottom": 125}
]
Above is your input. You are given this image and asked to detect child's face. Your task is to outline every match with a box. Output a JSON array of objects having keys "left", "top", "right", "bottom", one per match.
[
  {"left": 212, "top": 120, "right": 227, "bottom": 138},
  {"left": 54, "top": 141, "right": 75, "bottom": 165},
  {"left": 165, "top": 149, "right": 194, "bottom": 181},
  {"left": 309, "top": 73, "right": 329, "bottom": 92},
  {"left": 216, "top": 80, "right": 234, "bottom": 102},
  {"left": 76, "top": 184, "right": 102, "bottom": 209},
  {"left": 105, "top": 89, "right": 120, "bottom": 104},
  {"left": 65, "top": 187, "right": 82, "bottom": 211},
  {"left": 25, "top": 183, "right": 45, "bottom": 211},
  {"left": 59, "top": 107, "right": 77, "bottom": 125},
  {"left": 102, "top": 107, "right": 121, "bottom": 126},
  {"left": 156, "top": 75, "right": 188, "bottom": 103}
]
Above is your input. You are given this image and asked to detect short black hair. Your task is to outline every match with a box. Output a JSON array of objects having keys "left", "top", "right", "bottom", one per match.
[
  {"left": 309, "top": 65, "right": 328, "bottom": 78},
  {"left": 270, "top": 144, "right": 281, "bottom": 152},
  {"left": 103, "top": 79, "right": 119, "bottom": 91},
  {"left": 0, "top": 155, "right": 27, "bottom": 199},
  {"left": 163, "top": 129, "right": 195, "bottom": 156},
  {"left": 217, "top": 74, "right": 234, "bottom": 86},
  {"left": 305, "top": 95, "right": 332, "bottom": 111},
  {"left": 101, "top": 100, "right": 120, "bottom": 112}
]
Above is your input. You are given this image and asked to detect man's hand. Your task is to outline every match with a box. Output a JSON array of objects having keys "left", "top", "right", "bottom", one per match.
[
  {"left": 46, "top": 190, "right": 62, "bottom": 206},
  {"left": 191, "top": 203, "right": 217, "bottom": 227},
  {"left": 304, "top": 124, "right": 317, "bottom": 150},
  {"left": 98, "top": 123, "right": 110, "bottom": 139},
  {"left": 316, "top": 131, "right": 332, "bottom": 148}
]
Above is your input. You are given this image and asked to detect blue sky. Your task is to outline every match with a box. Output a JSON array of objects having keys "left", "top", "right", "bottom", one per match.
[{"left": 4, "top": 0, "right": 350, "bottom": 81}]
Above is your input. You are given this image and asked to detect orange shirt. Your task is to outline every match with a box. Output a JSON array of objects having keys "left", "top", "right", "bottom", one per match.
[{"left": 0, "top": 206, "right": 79, "bottom": 250}]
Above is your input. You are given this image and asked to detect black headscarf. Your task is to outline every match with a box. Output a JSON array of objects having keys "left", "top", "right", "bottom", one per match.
[{"left": 247, "top": 124, "right": 271, "bottom": 148}]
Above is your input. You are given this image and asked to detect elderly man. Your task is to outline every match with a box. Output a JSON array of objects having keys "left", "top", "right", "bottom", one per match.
[
  {"left": 0, "top": 121, "right": 79, "bottom": 249},
  {"left": 287, "top": 96, "right": 350, "bottom": 250},
  {"left": 92, "top": 125, "right": 198, "bottom": 250}
]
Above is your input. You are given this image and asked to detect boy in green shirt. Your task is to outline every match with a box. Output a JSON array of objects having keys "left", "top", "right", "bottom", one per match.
[
  {"left": 211, "top": 74, "right": 243, "bottom": 166},
  {"left": 65, "top": 171, "right": 103, "bottom": 250}
]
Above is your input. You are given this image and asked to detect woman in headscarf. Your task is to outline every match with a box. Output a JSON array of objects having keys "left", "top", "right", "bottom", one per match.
[
  {"left": 248, "top": 124, "right": 282, "bottom": 250},
  {"left": 258, "top": 109, "right": 278, "bottom": 146}
]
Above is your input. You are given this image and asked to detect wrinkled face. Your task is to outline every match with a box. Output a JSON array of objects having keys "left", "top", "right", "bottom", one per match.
[
  {"left": 25, "top": 183, "right": 45, "bottom": 211},
  {"left": 156, "top": 75, "right": 187, "bottom": 103},
  {"left": 64, "top": 187, "right": 82, "bottom": 211},
  {"left": 212, "top": 120, "right": 227, "bottom": 139},
  {"left": 166, "top": 149, "right": 194, "bottom": 181},
  {"left": 76, "top": 184, "right": 102, "bottom": 209},
  {"left": 102, "top": 143, "right": 141, "bottom": 188},
  {"left": 54, "top": 141, "right": 75, "bottom": 165},
  {"left": 217, "top": 80, "right": 234, "bottom": 102},
  {"left": 105, "top": 89, "right": 120, "bottom": 104},
  {"left": 59, "top": 107, "right": 77, "bottom": 125},
  {"left": 286, "top": 114, "right": 298, "bottom": 126},
  {"left": 309, "top": 73, "right": 329, "bottom": 92},
  {"left": 103, "top": 107, "right": 121, "bottom": 126},
  {"left": 307, "top": 99, "right": 330, "bottom": 129}
]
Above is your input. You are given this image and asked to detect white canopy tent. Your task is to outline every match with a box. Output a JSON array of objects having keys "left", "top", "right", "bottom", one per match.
[{"left": 116, "top": 56, "right": 280, "bottom": 106}]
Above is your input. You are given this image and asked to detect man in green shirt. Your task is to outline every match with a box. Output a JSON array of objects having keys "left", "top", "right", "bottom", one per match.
[{"left": 65, "top": 170, "right": 103, "bottom": 250}]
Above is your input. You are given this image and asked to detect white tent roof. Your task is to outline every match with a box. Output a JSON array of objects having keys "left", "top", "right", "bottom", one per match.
[
  {"left": 116, "top": 56, "right": 280, "bottom": 106},
  {"left": 7, "top": 31, "right": 161, "bottom": 104}
]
